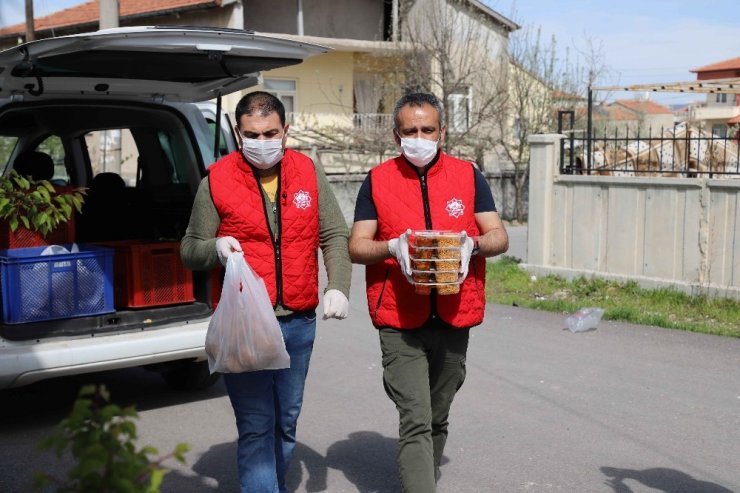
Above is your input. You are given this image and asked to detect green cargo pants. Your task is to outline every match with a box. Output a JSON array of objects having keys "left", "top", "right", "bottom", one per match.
[{"left": 379, "top": 324, "right": 470, "bottom": 493}]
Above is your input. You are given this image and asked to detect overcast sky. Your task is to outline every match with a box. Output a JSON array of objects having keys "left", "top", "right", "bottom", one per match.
[{"left": 2, "top": 0, "right": 738, "bottom": 105}]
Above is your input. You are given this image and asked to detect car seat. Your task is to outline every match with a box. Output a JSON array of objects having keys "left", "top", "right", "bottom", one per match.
[
  {"left": 77, "top": 172, "right": 131, "bottom": 241},
  {"left": 13, "top": 151, "right": 55, "bottom": 181}
]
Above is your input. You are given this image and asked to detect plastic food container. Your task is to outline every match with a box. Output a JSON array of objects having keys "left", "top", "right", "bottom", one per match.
[{"left": 408, "top": 230, "right": 463, "bottom": 295}]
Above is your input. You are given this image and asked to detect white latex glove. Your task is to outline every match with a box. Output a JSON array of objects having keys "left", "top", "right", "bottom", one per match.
[
  {"left": 388, "top": 228, "right": 413, "bottom": 279},
  {"left": 323, "top": 289, "right": 349, "bottom": 320},
  {"left": 460, "top": 231, "right": 475, "bottom": 280},
  {"left": 216, "top": 236, "right": 242, "bottom": 266}
]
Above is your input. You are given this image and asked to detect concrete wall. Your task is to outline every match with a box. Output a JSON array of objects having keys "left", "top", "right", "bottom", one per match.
[
  {"left": 526, "top": 134, "right": 739, "bottom": 300},
  {"left": 327, "top": 170, "right": 521, "bottom": 226}
]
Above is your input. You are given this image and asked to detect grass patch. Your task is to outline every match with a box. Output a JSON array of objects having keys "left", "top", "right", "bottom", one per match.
[{"left": 486, "top": 257, "right": 740, "bottom": 338}]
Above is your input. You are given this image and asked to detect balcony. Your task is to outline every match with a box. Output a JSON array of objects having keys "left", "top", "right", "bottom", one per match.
[
  {"left": 352, "top": 113, "right": 394, "bottom": 131},
  {"left": 691, "top": 105, "right": 740, "bottom": 122},
  {"left": 286, "top": 112, "right": 392, "bottom": 130}
]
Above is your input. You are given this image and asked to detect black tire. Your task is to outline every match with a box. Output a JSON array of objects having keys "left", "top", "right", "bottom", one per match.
[{"left": 161, "top": 360, "right": 220, "bottom": 391}]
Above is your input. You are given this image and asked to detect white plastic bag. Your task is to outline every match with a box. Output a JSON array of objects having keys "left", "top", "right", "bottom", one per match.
[
  {"left": 565, "top": 307, "right": 604, "bottom": 333},
  {"left": 205, "top": 252, "right": 290, "bottom": 373}
]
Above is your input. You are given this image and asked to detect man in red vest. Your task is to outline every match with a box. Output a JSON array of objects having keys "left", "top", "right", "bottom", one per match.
[
  {"left": 349, "top": 92, "right": 509, "bottom": 492},
  {"left": 181, "top": 91, "right": 351, "bottom": 493}
]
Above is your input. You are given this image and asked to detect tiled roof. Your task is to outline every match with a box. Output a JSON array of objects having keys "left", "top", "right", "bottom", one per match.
[
  {"left": 0, "top": 0, "right": 219, "bottom": 36},
  {"left": 690, "top": 57, "right": 740, "bottom": 74},
  {"left": 613, "top": 99, "right": 673, "bottom": 115},
  {"left": 605, "top": 106, "right": 636, "bottom": 121}
]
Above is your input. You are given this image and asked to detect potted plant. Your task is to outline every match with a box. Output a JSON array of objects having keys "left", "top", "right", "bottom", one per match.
[{"left": 0, "top": 170, "right": 86, "bottom": 248}]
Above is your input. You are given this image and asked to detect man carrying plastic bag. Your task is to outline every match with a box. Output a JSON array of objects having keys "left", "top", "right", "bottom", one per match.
[
  {"left": 206, "top": 251, "right": 291, "bottom": 373},
  {"left": 181, "top": 91, "right": 351, "bottom": 493}
]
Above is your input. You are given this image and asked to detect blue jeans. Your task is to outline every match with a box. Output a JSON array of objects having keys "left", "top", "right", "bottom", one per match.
[{"left": 223, "top": 311, "right": 317, "bottom": 493}]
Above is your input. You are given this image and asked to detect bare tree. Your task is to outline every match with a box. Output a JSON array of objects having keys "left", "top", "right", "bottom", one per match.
[
  {"left": 401, "top": 0, "right": 509, "bottom": 163},
  {"left": 500, "top": 26, "right": 607, "bottom": 220},
  {"left": 294, "top": 1, "right": 604, "bottom": 221},
  {"left": 297, "top": 0, "right": 510, "bottom": 173}
]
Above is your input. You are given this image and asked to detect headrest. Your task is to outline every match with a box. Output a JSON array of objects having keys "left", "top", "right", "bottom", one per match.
[
  {"left": 13, "top": 151, "right": 55, "bottom": 181},
  {"left": 91, "top": 172, "right": 126, "bottom": 192}
]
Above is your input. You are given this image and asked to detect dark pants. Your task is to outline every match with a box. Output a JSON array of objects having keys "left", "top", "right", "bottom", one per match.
[{"left": 379, "top": 324, "right": 470, "bottom": 493}]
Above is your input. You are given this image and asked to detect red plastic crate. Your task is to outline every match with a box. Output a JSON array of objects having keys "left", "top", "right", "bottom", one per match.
[
  {"left": 0, "top": 216, "right": 76, "bottom": 249},
  {"left": 95, "top": 240, "right": 194, "bottom": 308}
]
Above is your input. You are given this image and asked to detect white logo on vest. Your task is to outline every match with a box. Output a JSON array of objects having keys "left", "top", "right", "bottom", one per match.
[
  {"left": 446, "top": 198, "right": 465, "bottom": 218},
  {"left": 293, "top": 190, "right": 312, "bottom": 210}
]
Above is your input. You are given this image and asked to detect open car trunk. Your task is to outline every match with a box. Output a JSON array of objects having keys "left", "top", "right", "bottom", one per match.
[
  {"left": 0, "top": 27, "right": 328, "bottom": 389},
  {"left": 0, "top": 99, "right": 223, "bottom": 341}
]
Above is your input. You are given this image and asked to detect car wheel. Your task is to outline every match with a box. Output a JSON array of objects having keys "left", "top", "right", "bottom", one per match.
[{"left": 161, "top": 360, "right": 220, "bottom": 391}]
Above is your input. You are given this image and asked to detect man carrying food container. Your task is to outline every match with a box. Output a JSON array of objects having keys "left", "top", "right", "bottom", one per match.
[{"left": 349, "top": 92, "right": 509, "bottom": 492}]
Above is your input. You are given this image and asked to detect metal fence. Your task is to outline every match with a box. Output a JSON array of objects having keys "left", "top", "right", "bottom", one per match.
[
  {"left": 352, "top": 113, "right": 393, "bottom": 132},
  {"left": 557, "top": 110, "right": 740, "bottom": 178}
]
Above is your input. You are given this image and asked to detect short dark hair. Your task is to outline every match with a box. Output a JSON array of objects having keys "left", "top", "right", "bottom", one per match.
[
  {"left": 392, "top": 92, "right": 445, "bottom": 131},
  {"left": 235, "top": 91, "right": 286, "bottom": 126}
]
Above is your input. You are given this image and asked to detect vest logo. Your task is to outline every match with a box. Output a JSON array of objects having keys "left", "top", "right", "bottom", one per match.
[
  {"left": 446, "top": 198, "right": 465, "bottom": 218},
  {"left": 293, "top": 190, "right": 312, "bottom": 210}
]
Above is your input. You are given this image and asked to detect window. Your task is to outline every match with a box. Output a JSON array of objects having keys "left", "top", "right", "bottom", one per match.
[
  {"left": 712, "top": 124, "right": 727, "bottom": 138},
  {"left": 512, "top": 117, "right": 525, "bottom": 140},
  {"left": 715, "top": 93, "right": 727, "bottom": 103},
  {"left": 264, "top": 78, "right": 296, "bottom": 122},
  {"left": 36, "top": 135, "right": 70, "bottom": 185},
  {"left": 205, "top": 117, "right": 231, "bottom": 158},
  {"left": 448, "top": 87, "right": 471, "bottom": 133},
  {"left": 0, "top": 136, "right": 19, "bottom": 170},
  {"left": 158, "top": 130, "right": 192, "bottom": 185},
  {"left": 85, "top": 129, "right": 138, "bottom": 185}
]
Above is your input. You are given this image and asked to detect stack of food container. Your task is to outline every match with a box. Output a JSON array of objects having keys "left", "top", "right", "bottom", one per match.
[{"left": 408, "top": 230, "right": 463, "bottom": 295}]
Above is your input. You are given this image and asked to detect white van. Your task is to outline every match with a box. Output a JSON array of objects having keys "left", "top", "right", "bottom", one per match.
[{"left": 0, "top": 26, "right": 327, "bottom": 390}]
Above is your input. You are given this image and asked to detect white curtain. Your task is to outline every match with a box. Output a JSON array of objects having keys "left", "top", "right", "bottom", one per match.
[{"left": 354, "top": 74, "right": 383, "bottom": 114}]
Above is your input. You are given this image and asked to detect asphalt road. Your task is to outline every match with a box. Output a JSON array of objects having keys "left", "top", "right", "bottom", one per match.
[{"left": 2, "top": 226, "right": 739, "bottom": 492}]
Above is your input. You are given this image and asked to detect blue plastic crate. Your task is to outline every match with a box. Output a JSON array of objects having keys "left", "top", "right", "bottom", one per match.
[{"left": 0, "top": 244, "right": 114, "bottom": 324}]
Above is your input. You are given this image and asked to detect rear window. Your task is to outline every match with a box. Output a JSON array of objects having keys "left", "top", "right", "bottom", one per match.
[
  {"left": 0, "top": 136, "right": 19, "bottom": 169},
  {"left": 36, "top": 135, "right": 70, "bottom": 184},
  {"left": 85, "top": 129, "right": 139, "bottom": 186}
]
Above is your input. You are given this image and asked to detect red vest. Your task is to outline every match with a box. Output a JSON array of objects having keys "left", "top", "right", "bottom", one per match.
[
  {"left": 366, "top": 152, "right": 486, "bottom": 329},
  {"left": 209, "top": 149, "right": 320, "bottom": 311}
]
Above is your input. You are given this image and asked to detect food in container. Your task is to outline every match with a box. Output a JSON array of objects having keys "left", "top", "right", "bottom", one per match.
[
  {"left": 434, "top": 271, "right": 459, "bottom": 283},
  {"left": 412, "top": 258, "right": 433, "bottom": 270},
  {"left": 415, "top": 284, "right": 432, "bottom": 295},
  {"left": 407, "top": 230, "right": 464, "bottom": 295},
  {"left": 437, "top": 284, "right": 460, "bottom": 295}
]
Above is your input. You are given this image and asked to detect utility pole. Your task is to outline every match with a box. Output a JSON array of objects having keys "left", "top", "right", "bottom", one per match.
[
  {"left": 99, "top": 0, "right": 119, "bottom": 29},
  {"left": 296, "top": 0, "right": 304, "bottom": 36},
  {"left": 99, "top": 0, "right": 121, "bottom": 174},
  {"left": 24, "top": 0, "right": 35, "bottom": 42}
]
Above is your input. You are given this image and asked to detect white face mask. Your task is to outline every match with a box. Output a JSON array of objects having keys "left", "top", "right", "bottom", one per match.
[
  {"left": 242, "top": 138, "right": 284, "bottom": 170},
  {"left": 400, "top": 137, "right": 439, "bottom": 168}
]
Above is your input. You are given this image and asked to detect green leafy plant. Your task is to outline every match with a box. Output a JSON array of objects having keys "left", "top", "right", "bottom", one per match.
[
  {"left": 0, "top": 170, "right": 85, "bottom": 237},
  {"left": 33, "top": 385, "right": 190, "bottom": 493}
]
